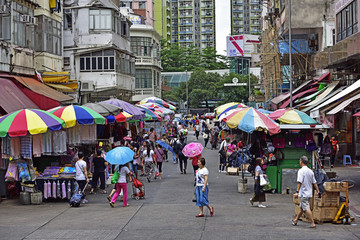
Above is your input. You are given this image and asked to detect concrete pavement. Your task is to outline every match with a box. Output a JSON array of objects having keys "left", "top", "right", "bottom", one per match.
[{"left": 0, "top": 131, "right": 359, "bottom": 240}]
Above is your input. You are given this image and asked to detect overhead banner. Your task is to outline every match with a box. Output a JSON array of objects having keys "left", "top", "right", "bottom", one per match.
[{"left": 226, "top": 35, "right": 244, "bottom": 57}]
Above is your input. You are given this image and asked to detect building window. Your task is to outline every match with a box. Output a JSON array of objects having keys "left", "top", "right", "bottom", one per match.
[
  {"left": 336, "top": 0, "right": 358, "bottom": 42},
  {"left": 139, "top": 2, "right": 146, "bottom": 9},
  {"left": 12, "top": 2, "right": 34, "bottom": 48},
  {"left": 131, "top": 37, "right": 152, "bottom": 56},
  {"left": 89, "top": 9, "right": 113, "bottom": 30},
  {"left": 80, "top": 50, "right": 115, "bottom": 72},
  {"left": 35, "top": 16, "right": 62, "bottom": 56},
  {"left": 63, "top": 9, "right": 72, "bottom": 30},
  {"left": 135, "top": 69, "right": 152, "bottom": 88}
]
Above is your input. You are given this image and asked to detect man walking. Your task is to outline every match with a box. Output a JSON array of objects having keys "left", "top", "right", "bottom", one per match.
[{"left": 292, "top": 156, "right": 320, "bottom": 228}]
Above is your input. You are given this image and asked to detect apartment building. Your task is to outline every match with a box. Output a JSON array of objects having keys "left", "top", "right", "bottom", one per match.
[
  {"left": 63, "top": 0, "right": 135, "bottom": 103},
  {"left": 231, "top": 0, "right": 262, "bottom": 35}
]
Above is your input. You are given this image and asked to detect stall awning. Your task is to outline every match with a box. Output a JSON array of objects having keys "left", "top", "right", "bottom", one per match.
[
  {"left": 279, "top": 87, "right": 318, "bottom": 108},
  {"left": 42, "top": 72, "right": 69, "bottom": 83},
  {"left": 302, "top": 85, "right": 344, "bottom": 113},
  {"left": 312, "top": 79, "right": 360, "bottom": 113},
  {"left": 327, "top": 93, "right": 360, "bottom": 115},
  {"left": 271, "top": 80, "right": 312, "bottom": 105},
  {"left": 11, "top": 75, "right": 73, "bottom": 103},
  {"left": 0, "top": 78, "right": 38, "bottom": 114},
  {"left": 46, "top": 83, "right": 74, "bottom": 93}
]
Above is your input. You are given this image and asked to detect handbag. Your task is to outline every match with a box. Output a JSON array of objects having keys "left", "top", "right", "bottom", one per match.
[
  {"left": 203, "top": 133, "right": 208, "bottom": 139},
  {"left": 305, "top": 142, "right": 317, "bottom": 151},
  {"left": 319, "top": 143, "right": 332, "bottom": 155},
  {"left": 259, "top": 174, "right": 268, "bottom": 186},
  {"left": 111, "top": 170, "right": 120, "bottom": 184},
  {"left": 294, "top": 137, "right": 306, "bottom": 148},
  {"left": 272, "top": 138, "right": 285, "bottom": 149}
]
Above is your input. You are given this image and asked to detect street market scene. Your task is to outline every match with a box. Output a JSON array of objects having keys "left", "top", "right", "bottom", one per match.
[{"left": 1, "top": 0, "right": 360, "bottom": 239}]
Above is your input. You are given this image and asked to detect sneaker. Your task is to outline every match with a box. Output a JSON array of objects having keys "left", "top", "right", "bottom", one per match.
[
  {"left": 82, "top": 199, "right": 88, "bottom": 204},
  {"left": 184, "top": 169, "right": 186, "bottom": 174},
  {"left": 249, "top": 198, "right": 253, "bottom": 206},
  {"left": 222, "top": 170, "right": 227, "bottom": 173},
  {"left": 147, "top": 177, "right": 151, "bottom": 183},
  {"left": 219, "top": 170, "right": 221, "bottom": 173},
  {"left": 258, "top": 204, "right": 266, "bottom": 208}
]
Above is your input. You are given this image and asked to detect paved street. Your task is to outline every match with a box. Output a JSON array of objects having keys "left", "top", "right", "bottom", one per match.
[{"left": 1, "top": 132, "right": 360, "bottom": 240}]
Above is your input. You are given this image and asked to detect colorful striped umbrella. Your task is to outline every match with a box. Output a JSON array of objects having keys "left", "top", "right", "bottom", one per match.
[
  {"left": 138, "top": 106, "right": 162, "bottom": 121},
  {"left": 106, "top": 111, "right": 133, "bottom": 123},
  {"left": 268, "top": 109, "right": 318, "bottom": 124},
  {"left": 218, "top": 107, "right": 247, "bottom": 122},
  {"left": 225, "top": 107, "right": 280, "bottom": 135},
  {"left": 139, "top": 97, "right": 176, "bottom": 110},
  {"left": 216, "top": 102, "right": 248, "bottom": 117},
  {"left": 102, "top": 99, "right": 145, "bottom": 120},
  {"left": 257, "top": 109, "right": 273, "bottom": 115},
  {"left": 50, "top": 105, "right": 106, "bottom": 128},
  {"left": 0, "top": 109, "right": 65, "bottom": 137}
]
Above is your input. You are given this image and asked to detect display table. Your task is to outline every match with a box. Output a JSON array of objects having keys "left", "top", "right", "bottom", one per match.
[{"left": 35, "top": 178, "right": 75, "bottom": 200}]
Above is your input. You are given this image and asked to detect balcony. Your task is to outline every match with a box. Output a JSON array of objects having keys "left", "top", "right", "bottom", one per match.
[
  {"left": 179, "top": 30, "right": 193, "bottom": 34},
  {"left": 201, "top": 31, "right": 213, "bottom": 34},
  {"left": 179, "top": 39, "right": 194, "bottom": 42},
  {"left": 179, "top": 22, "right": 193, "bottom": 26},
  {"left": 233, "top": 1, "right": 243, "bottom": 4},
  {"left": 201, "top": 22, "right": 213, "bottom": 25},
  {"left": 202, "top": 38, "right": 213, "bottom": 42},
  {"left": 135, "top": 57, "right": 161, "bottom": 68}
]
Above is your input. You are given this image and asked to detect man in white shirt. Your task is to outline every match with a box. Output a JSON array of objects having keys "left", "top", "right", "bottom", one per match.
[{"left": 292, "top": 156, "right": 320, "bottom": 228}]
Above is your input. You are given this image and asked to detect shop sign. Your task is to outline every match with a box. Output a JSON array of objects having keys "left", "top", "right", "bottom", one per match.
[{"left": 335, "top": 0, "right": 353, "bottom": 13}]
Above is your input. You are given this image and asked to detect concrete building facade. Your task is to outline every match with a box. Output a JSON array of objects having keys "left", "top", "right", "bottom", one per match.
[
  {"left": 63, "top": 0, "right": 135, "bottom": 103},
  {"left": 231, "top": 0, "right": 262, "bottom": 35}
]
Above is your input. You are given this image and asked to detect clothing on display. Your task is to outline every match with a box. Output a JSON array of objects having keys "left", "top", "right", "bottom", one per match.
[
  {"left": 2, "top": 136, "right": 11, "bottom": 156},
  {"left": 42, "top": 131, "right": 52, "bottom": 154},
  {"left": 67, "top": 125, "right": 81, "bottom": 145},
  {"left": 20, "top": 136, "right": 32, "bottom": 159},
  {"left": 32, "top": 134, "right": 43, "bottom": 157},
  {"left": 52, "top": 131, "right": 67, "bottom": 154},
  {"left": 11, "top": 137, "right": 21, "bottom": 159}
]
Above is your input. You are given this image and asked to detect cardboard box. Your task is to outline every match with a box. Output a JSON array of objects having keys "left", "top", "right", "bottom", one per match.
[
  {"left": 312, "top": 206, "right": 338, "bottom": 221},
  {"left": 227, "top": 167, "right": 239, "bottom": 175},
  {"left": 323, "top": 182, "right": 346, "bottom": 192},
  {"left": 314, "top": 192, "right": 340, "bottom": 207},
  {"left": 294, "top": 204, "right": 309, "bottom": 221}
]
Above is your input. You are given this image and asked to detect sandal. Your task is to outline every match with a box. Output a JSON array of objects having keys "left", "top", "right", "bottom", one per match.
[
  {"left": 101, "top": 190, "right": 107, "bottom": 194},
  {"left": 195, "top": 214, "right": 204, "bottom": 218},
  {"left": 309, "top": 225, "right": 316, "bottom": 229},
  {"left": 210, "top": 207, "right": 214, "bottom": 217},
  {"left": 109, "top": 202, "right": 114, "bottom": 208},
  {"left": 291, "top": 220, "right": 297, "bottom": 226},
  {"left": 107, "top": 196, "right": 111, "bottom": 202},
  {"left": 123, "top": 204, "right": 130, "bottom": 207}
]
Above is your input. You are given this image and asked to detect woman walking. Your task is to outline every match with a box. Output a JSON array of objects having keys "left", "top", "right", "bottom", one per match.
[
  {"left": 203, "top": 126, "right": 210, "bottom": 148},
  {"left": 195, "top": 157, "right": 214, "bottom": 217},
  {"left": 109, "top": 163, "right": 131, "bottom": 208},
  {"left": 250, "top": 157, "right": 267, "bottom": 208},
  {"left": 142, "top": 142, "right": 157, "bottom": 182},
  {"left": 154, "top": 143, "right": 165, "bottom": 180}
]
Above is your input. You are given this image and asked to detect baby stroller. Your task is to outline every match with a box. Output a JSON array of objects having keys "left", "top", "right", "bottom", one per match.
[{"left": 131, "top": 178, "right": 145, "bottom": 200}]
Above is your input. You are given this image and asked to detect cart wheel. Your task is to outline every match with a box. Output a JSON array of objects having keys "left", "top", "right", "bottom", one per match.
[
  {"left": 135, "top": 196, "right": 140, "bottom": 200},
  {"left": 131, "top": 194, "right": 135, "bottom": 199}
]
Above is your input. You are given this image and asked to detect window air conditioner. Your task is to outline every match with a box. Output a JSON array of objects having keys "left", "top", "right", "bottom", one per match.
[
  {"left": 0, "top": 5, "right": 8, "bottom": 14},
  {"left": 81, "top": 81, "right": 94, "bottom": 91},
  {"left": 31, "top": 17, "right": 38, "bottom": 25},
  {"left": 20, "top": 15, "right": 32, "bottom": 23}
]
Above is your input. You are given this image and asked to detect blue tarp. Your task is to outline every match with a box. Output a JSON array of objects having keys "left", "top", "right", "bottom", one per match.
[{"left": 278, "top": 39, "right": 314, "bottom": 54}]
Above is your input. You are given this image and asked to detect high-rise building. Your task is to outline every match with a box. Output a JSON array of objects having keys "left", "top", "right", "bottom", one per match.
[
  {"left": 231, "top": 0, "right": 261, "bottom": 35},
  {"left": 155, "top": 0, "right": 215, "bottom": 50}
]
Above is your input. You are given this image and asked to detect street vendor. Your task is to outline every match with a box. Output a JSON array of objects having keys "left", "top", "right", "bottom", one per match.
[{"left": 330, "top": 136, "right": 339, "bottom": 168}]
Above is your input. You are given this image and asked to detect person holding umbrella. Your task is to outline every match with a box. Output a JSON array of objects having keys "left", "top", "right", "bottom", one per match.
[
  {"left": 109, "top": 163, "right": 132, "bottom": 208},
  {"left": 182, "top": 142, "right": 204, "bottom": 176}
]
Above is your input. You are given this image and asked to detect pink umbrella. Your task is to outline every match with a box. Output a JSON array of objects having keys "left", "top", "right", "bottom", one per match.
[{"left": 182, "top": 142, "right": 204, "bottom": 157}]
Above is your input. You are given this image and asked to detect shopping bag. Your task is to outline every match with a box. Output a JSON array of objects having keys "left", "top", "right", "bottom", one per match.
[
  {"left": 5, "top": 162, "right": 18, "bottom": 181},
  {"left": 259, "top": 174, "right": 268, "bottom": 186},
  {"left": 154, "top": 166, "right": 159, "bottom": 177},
  {"left": 111, "top": 171, "right": 119, "bottom": 184}
]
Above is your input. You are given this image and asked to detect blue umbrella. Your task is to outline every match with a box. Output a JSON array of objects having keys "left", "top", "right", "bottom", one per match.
[
  {"left": 178, "top": 119, "right": 188, "bottom": 126},
  {"left": 105, "top": 147, "right": 134, "bottom": 165},
  {"left": 156, "top": 140, "right": 176, "bottom": 162}
]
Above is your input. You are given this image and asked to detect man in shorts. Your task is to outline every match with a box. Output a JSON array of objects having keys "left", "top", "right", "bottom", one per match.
[{"left": 292, "top": 156, "right": 320, "bottom": 228}]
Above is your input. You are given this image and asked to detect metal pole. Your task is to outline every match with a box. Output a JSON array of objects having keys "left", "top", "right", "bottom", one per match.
[
  {"left": 186, "top": 71, "right": 188, "bottom": 114},
  {"left": 289, "top": 0, "right": 293, "bottom": 108},
  {"left": 248, "top": 64, "right": 251, "bottom": 103}
]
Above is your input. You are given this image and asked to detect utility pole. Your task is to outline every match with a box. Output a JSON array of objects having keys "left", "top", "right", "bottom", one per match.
[{"left": 289, "top": 0, "right": 293, "bottom": 108}]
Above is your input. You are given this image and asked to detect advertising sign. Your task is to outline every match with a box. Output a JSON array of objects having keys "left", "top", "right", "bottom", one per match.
[{"left": 226, "top": 35, "right": 244, "bottom": 57}]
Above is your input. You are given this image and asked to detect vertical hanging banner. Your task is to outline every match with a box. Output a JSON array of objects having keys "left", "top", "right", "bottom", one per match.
[{"left": 226, "top": 35, "right": 244, "bottom": 57}]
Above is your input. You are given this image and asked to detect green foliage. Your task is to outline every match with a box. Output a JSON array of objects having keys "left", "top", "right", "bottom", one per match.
[{"left": 160, "top": 42, "right": 228, "bottom": 72}]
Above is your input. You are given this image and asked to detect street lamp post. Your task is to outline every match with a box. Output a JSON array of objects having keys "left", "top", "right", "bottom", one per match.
[
  {"left": 185, "top": 70, "right": 189, "bottom": 114},
  {"left": 289, "top": 0, "right": 293, "bottom": 108}
]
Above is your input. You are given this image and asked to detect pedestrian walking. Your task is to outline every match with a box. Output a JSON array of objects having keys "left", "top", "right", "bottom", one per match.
[
  {"left": 89, "top": 150, "right": 108, "bottom": 194},
  {"left": 190, "top": 154, "right": 201, "bottom": 176},
  {"left": 203, "top": 127, "right": 210, "bottom": 148},
  {"left": 174, "top": 137, "right": 188, "bottom": 174},
  {"left": 330, "top": 136, "right": 339, "bottom": 168},
  {"left": 195, "top": 157, "right": 214, "bottom": 217},
  {"left": 75, "top": 152, "right": 89, "bottom": 204},
  {"left": 195, "top": 124, "right": 200, "bottom": 140},
  {"left": 149, "top": 128, "right": 156, "bottom": 143},
  {"left": 218, "top": 137, "right": 229, "bottom": 173},
  {"left": 154, "top": 143, "right": 165, "bottom": 180},
  {"left": 292, "top": 156, "right": 320, "bottom": 228},
  {"left": 142, "top": 142, "right": 157, "bottom": 182},
  {"left": 210, "top": 126, "right": 219, "bottom": 150},
  {"left": 249, "top": 157, "right": 267, "bottom": 208},
  {"left": 109, "top": 163, "right": 132, "bottom": 208},
  {"left": 161, "top": 134, "right": 170, "bottom": 162},
  {"left": 131, "top": 142, "right": 141, "bottom": 179}
]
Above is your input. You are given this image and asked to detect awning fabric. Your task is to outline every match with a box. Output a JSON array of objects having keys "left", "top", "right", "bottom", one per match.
[
  {"left": 271, "top": 80, "right": 312, "bottom": 105},
  {"left": 42, "top": 72, "right": 69, "bottom": 83},
  {"left": 46, "top": 83, "right": 74, "bottom": 93},
  {"left": 11, "top": 75, "right": 73, "bottom": 103},
  {"left": 303, "top": 81, "right": 339, "bottom": 108},
  {"left": 327, "top": 93, "right": 360, "bottom": 115},
  {"left": 312, "top": 79, "right": 360, "bottom": 113},
  {"left": 279, "top": 87, "right": 318, "bottom": 108},
  {"left": 0, "top": 78, "right": 38, "bottom": 114}
]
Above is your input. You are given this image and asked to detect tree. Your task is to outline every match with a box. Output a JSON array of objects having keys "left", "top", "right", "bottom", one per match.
[{"left": 161, "top": 41, "right": 228, "bottom": 72}]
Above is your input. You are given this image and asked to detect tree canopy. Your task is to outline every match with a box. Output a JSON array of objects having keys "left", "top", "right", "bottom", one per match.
[{"left": 160, "top": 41, "right": 228, "bottom": 72}]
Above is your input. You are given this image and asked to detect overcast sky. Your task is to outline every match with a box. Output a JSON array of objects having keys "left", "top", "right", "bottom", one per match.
[{"left": 215, "top": 0, "right": 231, "bottom": 56}]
